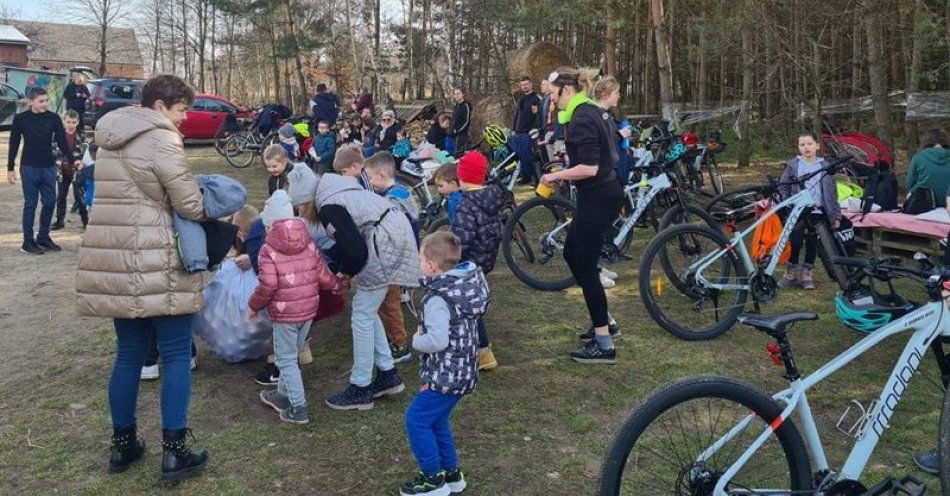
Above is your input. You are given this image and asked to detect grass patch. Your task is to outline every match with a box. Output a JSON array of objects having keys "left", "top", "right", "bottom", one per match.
[{"left": 0, "top": 145, "right": 943, "bottom": 493}]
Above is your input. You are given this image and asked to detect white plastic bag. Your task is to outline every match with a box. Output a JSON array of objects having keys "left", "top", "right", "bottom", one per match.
[{"left": 194, "top": 260, "right": 272, "bottom": 363}]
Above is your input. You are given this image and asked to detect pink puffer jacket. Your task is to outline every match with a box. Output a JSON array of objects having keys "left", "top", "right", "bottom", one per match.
[{"left": 248, "top": 218, "right": 340, "bottom": 322}]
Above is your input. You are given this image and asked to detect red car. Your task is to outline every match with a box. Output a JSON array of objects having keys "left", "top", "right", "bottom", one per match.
[{"left": 179, "top": 94, "right": 255, "bottom": 140}]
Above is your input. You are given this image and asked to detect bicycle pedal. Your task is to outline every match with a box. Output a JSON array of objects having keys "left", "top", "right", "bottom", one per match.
[{"left": 860, "top": 475, "right": 927, "bottom": 496}]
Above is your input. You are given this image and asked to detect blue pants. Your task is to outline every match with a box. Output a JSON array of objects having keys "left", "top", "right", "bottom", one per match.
[
  {"left": 20, "top": 166, "right": 56, "bottom": 243},
  {"left": 476, "top": 318, "right": 489, "bottom": 348},
  {"left": 405, "top": 389, "right": 463, "bottom": 476},
  {"left": 109, "top": 314, "right": 195, "bottom": 430}
]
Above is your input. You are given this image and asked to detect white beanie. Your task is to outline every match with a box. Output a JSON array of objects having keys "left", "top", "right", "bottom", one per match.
[
  {"left": 260, "top": 190, "right": 294, "bottom": 228},
  {"left": 287, "top": 162, "right": 319, "bottom": 206}
]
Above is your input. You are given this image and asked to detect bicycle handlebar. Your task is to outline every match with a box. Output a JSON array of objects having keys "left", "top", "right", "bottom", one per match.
[{"left": 831, "top": 256, "right": 950, "bottom": 283}]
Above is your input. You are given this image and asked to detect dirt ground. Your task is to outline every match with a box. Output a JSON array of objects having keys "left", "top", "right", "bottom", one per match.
[{"left": 0, "top": 180, "right": 99, "bottom": 380}]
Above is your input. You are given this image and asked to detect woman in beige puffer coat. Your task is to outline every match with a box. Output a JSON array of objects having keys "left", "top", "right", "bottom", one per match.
[{"left": 76, "top": 75, "right": 209, "bottom": 482}]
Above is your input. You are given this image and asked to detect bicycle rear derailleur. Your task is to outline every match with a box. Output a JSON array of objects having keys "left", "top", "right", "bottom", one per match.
[{"left": 750, "top": 271, "right": 778, "bottom": 303}]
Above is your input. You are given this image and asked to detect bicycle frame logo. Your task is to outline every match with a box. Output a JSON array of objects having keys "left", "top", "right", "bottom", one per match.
[
  {"left": 613, "top": 172, "right": 670, "bottom": 245},
  {"left": 868, "top": 307, "right": 937, "bottom": 439}
]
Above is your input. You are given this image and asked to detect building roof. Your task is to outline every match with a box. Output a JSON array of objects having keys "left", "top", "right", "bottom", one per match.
[
  {"left": 3, "top": 19, "right": 143, "bottom": 68},
  {"left": 0, "top": 25, "right": 29, "bottom": 45}
]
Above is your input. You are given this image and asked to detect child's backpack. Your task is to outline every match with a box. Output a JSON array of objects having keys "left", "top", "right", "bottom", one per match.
[
  {"left": 860, "top": 163, "right": 898, "bottom": 216},
  {"left": 901, "top": 187, "right": 937, "bottom": 215}
]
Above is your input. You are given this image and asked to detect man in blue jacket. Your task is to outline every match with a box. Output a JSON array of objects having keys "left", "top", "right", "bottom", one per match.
[{"left": 310, "top": 84, "right": 341, "bottom": 129}]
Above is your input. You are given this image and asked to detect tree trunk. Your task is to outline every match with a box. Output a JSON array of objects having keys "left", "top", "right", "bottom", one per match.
[
  {"left": 283, "top": 0, "right": 309, "bottom": 113},
  {"left": 851, "top": 22, "right": 863, "bottom": 126},
  {"left": 650, "top": 0, "right": 674, "bottom": 116},
  {"left": 270, "top": 29, "right": 282, "bottom": 103},
  {"left": 604, "top": 3, "right": 617, "bottom": 76},
  {"left": 737, "top": 0, "right": 753, "bottom": 169},
  {"left": 99, "top": 21, "right": 108, "bottom": 76},
  {"left": 904, "top": 0, "right": 923, "bottom": 151},
  {"left": 865, "top": 10, "right": 891, "bottom": 147},
  {"left": 181, "top": 0, "right": 190, "bottom": 83}
]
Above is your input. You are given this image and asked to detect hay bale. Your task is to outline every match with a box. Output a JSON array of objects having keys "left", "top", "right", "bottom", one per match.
[
  {"left": 471, "top": 94, "right": 514, "bottom": 139},
  {"left": 506, "top": 42, "right": 571, "bottom": 96}
]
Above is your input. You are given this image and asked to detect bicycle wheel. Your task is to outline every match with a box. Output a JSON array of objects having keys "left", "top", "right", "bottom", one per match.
[
  {"left": 657, "top": 203, "right": 721, "bottom": 233},
  {"left": 214, "top": 126, "right": 233, "bottom": 156},
  {"left": 502, "top": 196, "right": 576, "bottom": 291},
  {"left": 639, "top": 224, "right": 747, "bottom": 340},
  {"left": 224, "top": 135, "right": 256, "bottom": 168},
  {"left": 707, "top": 155, "right": 724, "bottom": 194},
  {"left": 939, "top": 380, "right": 950, "bottom": 492},
  {"left": 426, "top": 217, "right": 450, "bottom": 234},
  {"left": 814, "top": 219, "right": 851, "bottom": 291},
  {"left": 600, "top": 375, "right": 813, "bottom": 496},
  {"left": 706, "top": 186, "right": 771, "bottom": 229}
]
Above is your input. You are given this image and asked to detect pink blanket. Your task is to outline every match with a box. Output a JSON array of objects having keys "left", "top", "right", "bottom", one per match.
[{"left": 844, "top": 211, "right": 950, "bottom": 239}]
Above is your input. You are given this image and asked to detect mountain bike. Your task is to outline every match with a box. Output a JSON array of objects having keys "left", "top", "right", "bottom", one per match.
[
  {"left": 222, "top": 115, "right": 306, "bottom": 168},
  {"left": 601, "top": 255, "right": 950, "bottom": 495},
  {"left": 637, "top": 156, "right": 855, "bottom": 340},
  {"left": 501, "top": 150, "right": 720, "bottom": 291},
  {"left": 676, "top": 128, "right": 726, "bottom": 196}
]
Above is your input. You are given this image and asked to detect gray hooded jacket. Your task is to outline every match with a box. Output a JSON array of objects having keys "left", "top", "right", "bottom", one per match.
[
  {"left": 315, "top": 173, "right": 419, "bottom": 290},
  {"left": 173, "top": 174, "right": 247, "bottom": 272}
]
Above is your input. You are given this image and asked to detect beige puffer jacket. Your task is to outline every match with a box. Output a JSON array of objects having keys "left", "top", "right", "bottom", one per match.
[{"left": 76, "top": 106, "right": 205, "bottom": 318}]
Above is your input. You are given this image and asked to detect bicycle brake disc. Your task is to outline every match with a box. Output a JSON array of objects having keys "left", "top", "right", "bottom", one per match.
[{"left": 750, "top": 271, "right": 778, "bottom": 303}]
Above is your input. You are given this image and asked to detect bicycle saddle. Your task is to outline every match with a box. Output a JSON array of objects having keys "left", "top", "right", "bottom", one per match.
[{"left": 737, "top": 312, "right": 817, "bottom": 334}]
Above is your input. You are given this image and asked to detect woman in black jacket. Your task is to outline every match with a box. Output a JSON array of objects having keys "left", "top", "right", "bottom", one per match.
[
  {"left": 63, "top": 73, "right": 90, "bottom": 129},
  {"left": 540, "top": 67, "right": 623, "bottom": 365},
  {"left": 451, "top": 87, "right": 472, "bottom": 151}
]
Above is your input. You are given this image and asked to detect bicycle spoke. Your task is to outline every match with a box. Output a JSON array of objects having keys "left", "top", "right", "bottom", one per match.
[{"left": 615, "top": 397, "right": 798, "bottom": 495}]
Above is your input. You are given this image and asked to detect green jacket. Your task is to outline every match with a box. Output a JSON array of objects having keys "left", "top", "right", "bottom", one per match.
[{"left": 907, "top": 146, "right": 950, "bottom": 207}]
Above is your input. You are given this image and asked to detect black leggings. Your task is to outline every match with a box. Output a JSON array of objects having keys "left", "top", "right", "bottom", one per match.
[
  {"left": 563, "top": 181, "right": 624, "bottom": 328},
  {"left": 788, "top": 215, "right": 819, "bottom": 267}
]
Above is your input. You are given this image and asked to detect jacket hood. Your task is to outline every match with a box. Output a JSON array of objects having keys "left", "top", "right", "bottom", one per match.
[
  {"left": 424, "top": 262, "right": 490, "bottom": 318},
  {"left": 266, "top": 218, "right": 311, "bottom": 255},
  {"left": 315, "top": 173, "right": 364, "bottom": 207},
  {"left": 467, "top": 185, "right": 505, "bottom": 217},
  {"left": 919, "top": 147, "right": 950, "bottom": 166},
  {"left": 94, "top": 106, "right": 179, "bottom": 151}
]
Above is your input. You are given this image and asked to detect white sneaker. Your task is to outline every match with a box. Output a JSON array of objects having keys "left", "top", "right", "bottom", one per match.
[
  {"left": 601, "top": 268, "right": 619, "bottom": 280},
  {"left": 600, "top": 271, "right": 616, "bottom": 289},
  {"left": 140, "top": 364, "right": 159, "bottom": 380},
  {"left": 190, "top": 357, "right": 197, "bottom": 370}
]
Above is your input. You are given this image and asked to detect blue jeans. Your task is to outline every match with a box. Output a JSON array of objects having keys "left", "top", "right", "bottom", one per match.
[
  {"left": 109, "top": 314, "right": 195, "bottom": 430},
  {"left": 20, "top": 166, "right": 56, "bottom": 243},
  {"left": 274, "top": 321, "right": 312, "bottom": 407},
  {"left": 350, "top": 287, "right": 395, "bottom": 387},
  {"left": 405, "top": 389, "right": 463, "bottom": 476}
]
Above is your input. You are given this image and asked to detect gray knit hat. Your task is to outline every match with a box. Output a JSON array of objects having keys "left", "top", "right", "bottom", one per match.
[
  {"left": 286, "top": 163, "right": 319, "bottom": 206},
  {"left": 260, "top": 190, "right": 294, "bottom": 228}
]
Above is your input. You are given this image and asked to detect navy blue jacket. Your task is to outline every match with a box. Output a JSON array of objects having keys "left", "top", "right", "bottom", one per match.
[{"left": 450, "top": 185, "right": 505, "bottom": 273}]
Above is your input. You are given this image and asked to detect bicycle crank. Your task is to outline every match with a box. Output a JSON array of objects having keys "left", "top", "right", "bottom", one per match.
[{"left": 750, "top": 271, "right": 778, "bottom": 303}]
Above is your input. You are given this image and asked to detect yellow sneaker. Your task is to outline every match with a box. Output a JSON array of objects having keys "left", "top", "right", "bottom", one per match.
[
  {"left": 478, "top": 346, "right": 498, "bottom": 371},
  {"left": 298, "top": 340, "right": 313, "bottom": 365}
]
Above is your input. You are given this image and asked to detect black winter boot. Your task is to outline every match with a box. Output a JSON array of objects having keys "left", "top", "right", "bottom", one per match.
[
  {"left": 160, "top": 428, "right": 208, "bottom": 483},
  {"left": 108, "top": 427, "right": 146, "bottom": 474}
]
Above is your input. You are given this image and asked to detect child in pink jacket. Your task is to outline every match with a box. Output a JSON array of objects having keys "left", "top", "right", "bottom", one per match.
[{"left": 249, "top": 190, "right": 340, "bottom": 424}]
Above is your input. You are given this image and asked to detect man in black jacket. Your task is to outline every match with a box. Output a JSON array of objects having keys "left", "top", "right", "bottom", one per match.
[
  {"left": 450, "top": 87, "right": 472, "bottom": 152},
  {"left": 512, "top": 77, "right": 541, "bottom": 184},
  {"left": 512, "top": 77, "right": 541, "bottom": 135},
  {"left": 8, "top": 88, "right": 78, "bottom": 254}
]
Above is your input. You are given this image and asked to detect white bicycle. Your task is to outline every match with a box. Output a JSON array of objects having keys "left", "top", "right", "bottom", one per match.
[
  {"left": 638, "top": 156, "right": 855, "bottom": 340},
  {"left": 601, "top": 255, "right": 950, "bottom": 495}
]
